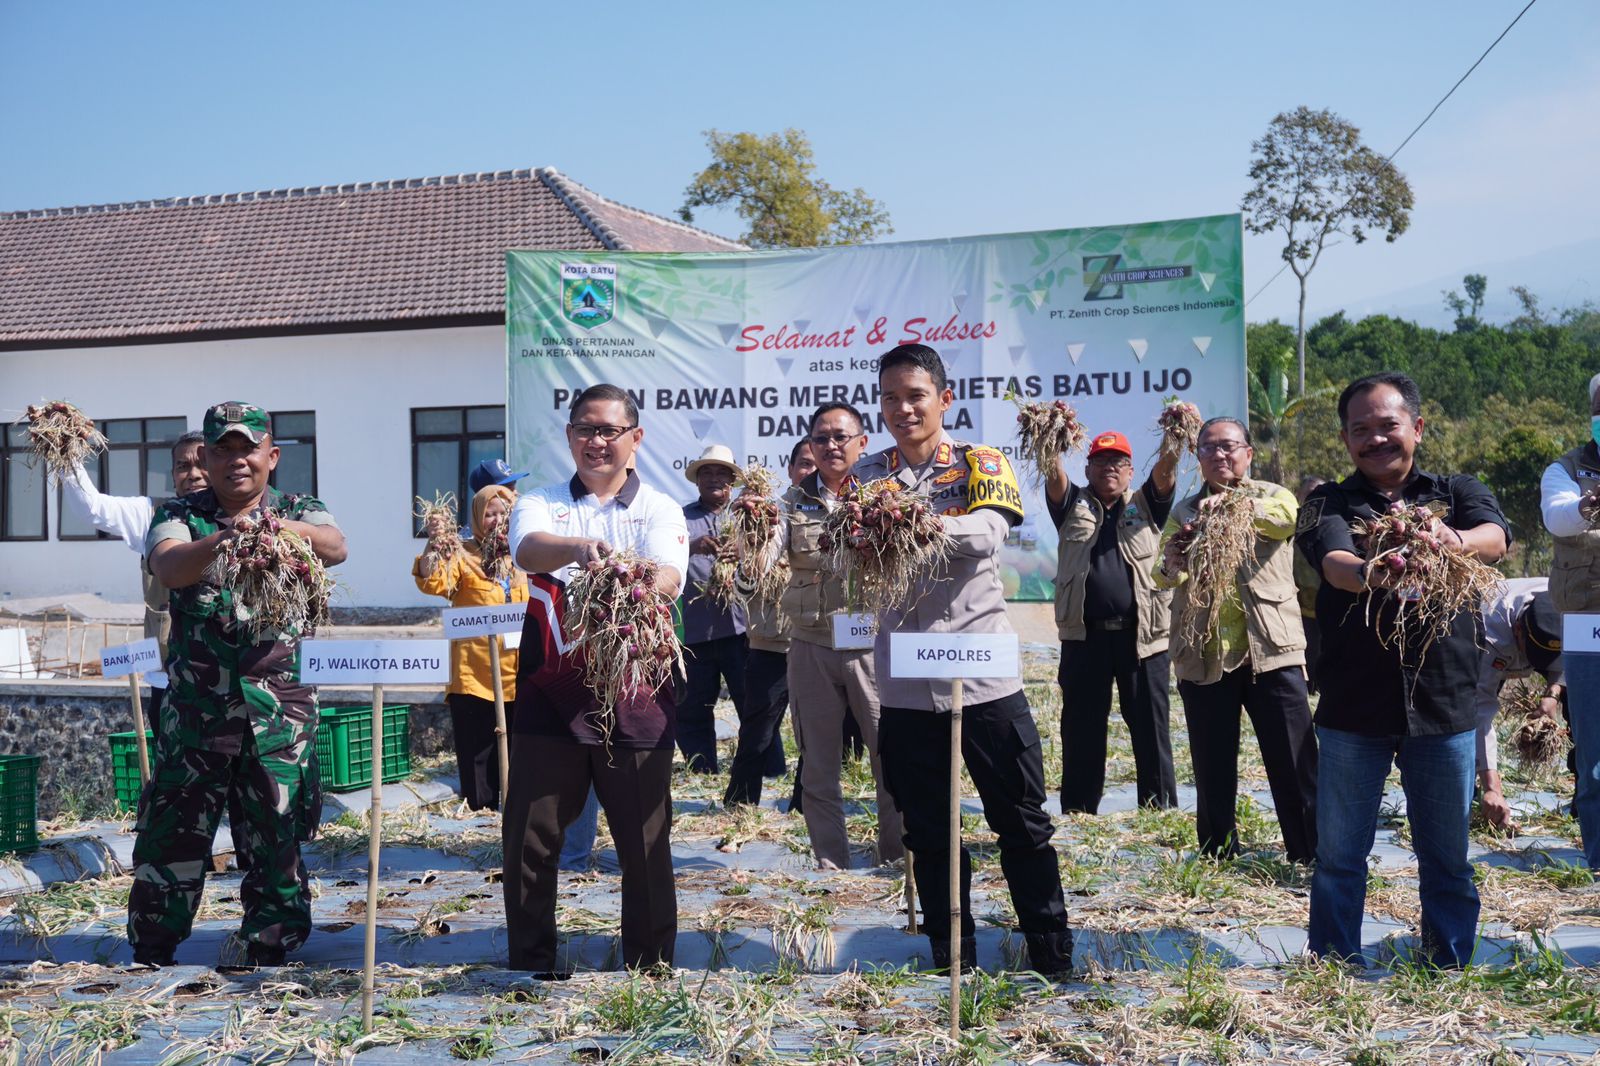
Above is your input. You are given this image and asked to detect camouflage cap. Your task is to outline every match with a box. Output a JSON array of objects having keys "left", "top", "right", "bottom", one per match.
[{"left": 203, "top": 402, "right": 270, "bottom": 445}]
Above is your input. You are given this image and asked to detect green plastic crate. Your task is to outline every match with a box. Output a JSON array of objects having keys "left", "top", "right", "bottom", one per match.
[
  {"left": 0, "top": 754, "right": 40, "bottom": 855},
  {"left": 315, "top": 704, "right": 410, "bottom": 792},
  {"left": 108, "top": 731, "right": 154, "bottom": 811}
]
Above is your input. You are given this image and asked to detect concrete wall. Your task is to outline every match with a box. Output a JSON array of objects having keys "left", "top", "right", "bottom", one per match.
[
  {"left": 0, "top": 680, "right": 450, "bottom": 818},
  {"left": 1, "top": 324, "right": 536, "bottom": 610}
]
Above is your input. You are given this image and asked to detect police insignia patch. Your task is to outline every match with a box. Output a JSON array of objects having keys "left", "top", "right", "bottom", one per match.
[{"left": 1295, "top": 497, "right": 1324, "bottom": 534}]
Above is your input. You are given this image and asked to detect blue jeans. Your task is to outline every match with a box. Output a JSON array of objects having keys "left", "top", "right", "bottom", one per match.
[
  {"left": 558, "top": 786, "right": 599, "bottom": 871},
  {"left": 1307, "top": 726, "right": 1479, "bottom": 967},
  {"left": 1564, "top": 651, "right": 1600, "bottom": 869}
]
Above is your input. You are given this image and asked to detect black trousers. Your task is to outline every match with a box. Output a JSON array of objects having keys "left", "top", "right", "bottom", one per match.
[
  {"left": 1303, "top": 615, "right": 1322, "bottom": 695},
  {"left": 678, "top": 634, "right": 747, "bottom": 773},
  {"left": 447, "top": 693, "right": 503, "bottom": 811},
  {"left": 878, "top": 693, "right": 1070, "bottom": 941},
  {"left": 502, "top": 734, "right": 676, "bottom": 971},
  {"left": 1178, "top": 663, "right": 1318, "bottom": 863},
  {"left": 724, "top": 649, "right": 789, "bottom": 806},
  {"left": 1059, "top": 630, "right": 1177, "bottom": 813}
]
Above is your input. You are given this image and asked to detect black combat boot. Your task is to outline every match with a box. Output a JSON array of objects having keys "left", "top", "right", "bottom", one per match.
[
  {"left": 929, "top": 936, "right": 978, "bottom": 974},
  {"left": 1024, "top": 929, "right": 1074, "bottom": 977}
]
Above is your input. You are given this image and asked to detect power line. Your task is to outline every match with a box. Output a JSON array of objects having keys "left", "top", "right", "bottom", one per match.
[{"left": 1243, "top": 0, "right": 1539, "bottom": 308}]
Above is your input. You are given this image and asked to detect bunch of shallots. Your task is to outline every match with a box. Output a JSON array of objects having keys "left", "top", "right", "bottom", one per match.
[
  {"left": 1580, "top": 487, "right": 1600, "bottom": 527},
  {"left": 479, "top": 516, "right": 514, "bottom": 583},
  {"left": 20, "top": 400, "right": 107, "bottom": 482},
  {"left": 414, "top": 493, "right": 462, "bottom": 588},
  {"left": 1156, "top": 397, "right": 1203, "bottom": 458},
  {"left": 1500, "top": 678, "right": 1570, "bottom": 768},
  {"left": 695, "top": 537, "right": 741, "bottom": 610},
  {"left": 1353, "top": 501, "right": 1504, "bottom": 661},
  {"left": 1011, "top": 396, "right": 1086, "bottom": 481},
  {"left": 818, "top": 478, "right": 951, "bottom": 616},
  {"left": 1172, "top": 489, "right": 1258, "bottom": 642},
  {"left": 207, "top": 512, "right": 332, "bottom": 639},
  {"left": 562, "top": 551, "right": 684, "bottom": 744},
  {"left": 727, "top": 463, "right": 786, "bottom": 604}
]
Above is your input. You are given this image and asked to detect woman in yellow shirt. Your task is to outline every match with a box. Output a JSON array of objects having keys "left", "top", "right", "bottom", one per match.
[{"left": 415, "top": 484, "right": 527, "bottom": 810}]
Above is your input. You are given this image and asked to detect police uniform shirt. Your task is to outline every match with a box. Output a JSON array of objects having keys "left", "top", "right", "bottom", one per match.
[
  {"left": 1295, "top": 466, "right": 1510, "bottom": 737},
  {"left": 1047, "top": 473, "right": 1173, "bottom": 623},
  {"left": 854, "top": 434, "right": 1025, "bottom": 712}
]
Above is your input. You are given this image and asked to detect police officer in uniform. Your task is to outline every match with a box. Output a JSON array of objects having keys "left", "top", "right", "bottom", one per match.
[
  {"left": 861, "top": 343, "right": 1073, "bottom": 975},
  {"left": 130, "top": 402, "right": 347, "bottom": 967},
  {"left": 1539, "top": 369, "right": 1600, "bottom": 869},
  {"left": 1048, "top": 428, "right": 1179, "bottom": 814},
  {"left": 1297, "top": 372, "right": 1509, "bottom": 967}
]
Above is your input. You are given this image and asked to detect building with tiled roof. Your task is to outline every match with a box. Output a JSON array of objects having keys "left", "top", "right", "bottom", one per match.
[{"left": 1, "top": 168, "right": 742, "bottom": 611}]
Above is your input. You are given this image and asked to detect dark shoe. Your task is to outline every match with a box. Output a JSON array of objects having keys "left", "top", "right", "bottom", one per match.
[
  {"left": 246, "top": 943, "right": 287, "bottom": 967},
  {"left": 1024, "top": 930, "right": 1074, "bottom": 976},
  {"left": 529, "top": 970, "right": 574, "bottom": 982},
  {"left": 131, "top": 948, "right": 174, "bottom": 968},
  {"left": 929, "top": 936, "right": 977, "bottom": 974}
]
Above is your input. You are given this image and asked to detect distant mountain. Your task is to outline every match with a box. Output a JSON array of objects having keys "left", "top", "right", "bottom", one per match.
[{"left": 1308, "top": 237, "right": 1600, "bottom": 330}]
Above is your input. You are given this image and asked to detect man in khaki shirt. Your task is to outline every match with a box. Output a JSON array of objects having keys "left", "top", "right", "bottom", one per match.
[{"left": 858, "top": 343, "right": 1073, "bottom": 976}]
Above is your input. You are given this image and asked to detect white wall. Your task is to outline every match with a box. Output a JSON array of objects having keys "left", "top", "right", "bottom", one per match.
[{"left": 2, "top": 325, "right": 525, "bottom": 610}]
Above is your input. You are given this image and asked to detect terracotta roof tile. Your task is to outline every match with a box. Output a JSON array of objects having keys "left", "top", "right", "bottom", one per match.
[{"left": 0, "top": 167, "right": 743, "bottom": 347}]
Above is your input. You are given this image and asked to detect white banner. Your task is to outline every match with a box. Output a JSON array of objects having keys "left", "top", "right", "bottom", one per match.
[
  {"left": 508, "top": 215, "right": 1247, "bottom": 601},
  {"left": 1562, "top": 613, "right": 1600, "bottom": 654},
  {"left": 300, "top": 639, "right": 451, "bottom": 685},
  {"left": 889, "top": 633, "right": 1020, "bottom": 680},
  {"left": 101, "top": 637, "right": 161, "bottom": 678}
]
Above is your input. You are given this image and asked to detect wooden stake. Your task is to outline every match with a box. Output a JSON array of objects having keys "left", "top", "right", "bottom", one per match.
[
  {"left": 948, "top": 676, "right": 964, "bottom": 1041},
  {"left": 361, "top": 682, "right": 384, "bottom": 1032},
  {"left": 127, "top": 673, "right": 150, "bottom": 786},
  {"left": 488, "top": 634, "right": 510, "bottom": 804},
  {"left": 904, "top": 851, "right": 918, "bottom": 934}
]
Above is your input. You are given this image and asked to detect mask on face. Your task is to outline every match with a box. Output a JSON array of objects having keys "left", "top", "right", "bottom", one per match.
[{"left": 1591, "top": 415, "right": 1600, "bottom": 448}]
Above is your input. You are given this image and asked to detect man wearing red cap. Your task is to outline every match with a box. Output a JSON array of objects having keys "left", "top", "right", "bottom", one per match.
[{"left": 1048, "top": 427, "right": 1179, "bottom": 815}]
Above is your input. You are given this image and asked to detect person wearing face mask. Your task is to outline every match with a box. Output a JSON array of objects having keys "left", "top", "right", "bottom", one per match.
[
  {"left": 1297, "top": 372, "right": 1509, "bottom": 968},
  {"left": 1538, "top": 369, "right": 1600, "bottom": 870},
  {"left": 1155, "top": 417, "right": 1317, "bottom": 864},
  {"left": 414, "top": 484, "right": 529, "bottom": 812}
]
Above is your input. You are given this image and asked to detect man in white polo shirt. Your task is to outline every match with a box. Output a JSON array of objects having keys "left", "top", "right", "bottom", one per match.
[{"left": 503, "top": 383, "right": 689, "bottom": 975}]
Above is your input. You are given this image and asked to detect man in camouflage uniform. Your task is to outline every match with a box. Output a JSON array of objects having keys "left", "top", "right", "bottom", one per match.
[{"left": 129, "top": 402, "right": 347, "bottom": 967}]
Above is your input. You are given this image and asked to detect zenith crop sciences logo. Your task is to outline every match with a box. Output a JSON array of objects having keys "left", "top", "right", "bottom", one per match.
[
  {"left": 561, "top": 263, "right": 617, "bottom": 329},
  {"left": 1082, "top": 254, "right": 1192, "bottom": 301}
]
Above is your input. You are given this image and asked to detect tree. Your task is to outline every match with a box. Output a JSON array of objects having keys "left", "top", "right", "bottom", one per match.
[
  {"left": 1442, "top": 273, "right": 1487, "bottom": 333},
  {"left": 1241, "top": 106, "right": 1414, "bottom": 396},
  {"left": 679, "top": 129, "right": 892, "bottom": 248},
  {"left": 1247, "top": 345, "right": 1337, "bottom": 484}
]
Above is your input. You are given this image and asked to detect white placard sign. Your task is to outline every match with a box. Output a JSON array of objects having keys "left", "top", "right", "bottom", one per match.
[
  {"left": 1562, "top": 613, "right": 1600, "bottom": 654},
  {"left": 300, "top": 640, "right": 451, "bottom": 685},
  {"left": 831, "top": 612, "right": 877, "bottom": 651},
  {"left": 100, "top": 637, "right": 161, "bottom": 679},
  {"left": 889, "top": 633, "right": 1020, "bottom": 680},
  {"left": 442, "top": 602, "right": 528, "bottom": 640}
]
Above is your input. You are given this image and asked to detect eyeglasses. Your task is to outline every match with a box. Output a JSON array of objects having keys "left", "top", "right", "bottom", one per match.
[
  {"left": 569, "top": 424, "right": 635, "bottom": 442},
  {"left": 809, "top": 433, "right": 862, "bottom": 448},
  {"left": 1087, "top": 455, "right": 1131, "bottom": 469},
  {"left": 1197, "top": 441, "right": 1249, "bottom": 457}
]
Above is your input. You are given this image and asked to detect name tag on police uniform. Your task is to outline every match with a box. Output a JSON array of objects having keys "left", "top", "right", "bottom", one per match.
[{"left": 831, "top": 611, "right": 877, "bottom": 650}]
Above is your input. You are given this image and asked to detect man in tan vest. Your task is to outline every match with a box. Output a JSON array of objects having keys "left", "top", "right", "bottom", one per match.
[
  {"left": 1048, "top": 429, "right": 1178, "bottom": 814},
  {"left": 1155, "top": 416, "right": 1317, "bottom": 863},
  {"left": 725, "top": 437, "right": 815, "bottom": 807},
  {"left": 754, "top": 402, "right": 903, "bottom": 869},
  {"left": 1538, "top": 369, "right": 1600, "bottom": 869}
]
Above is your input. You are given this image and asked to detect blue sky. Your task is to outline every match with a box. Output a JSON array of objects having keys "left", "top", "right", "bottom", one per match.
[{"left": 3, "top": 0, "right": 1594, "bottom": 327}]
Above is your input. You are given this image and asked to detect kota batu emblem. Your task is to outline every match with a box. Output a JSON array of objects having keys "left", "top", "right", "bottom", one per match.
[{"left": 561, "top": 263, "right": 617, "bottom": 329}]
